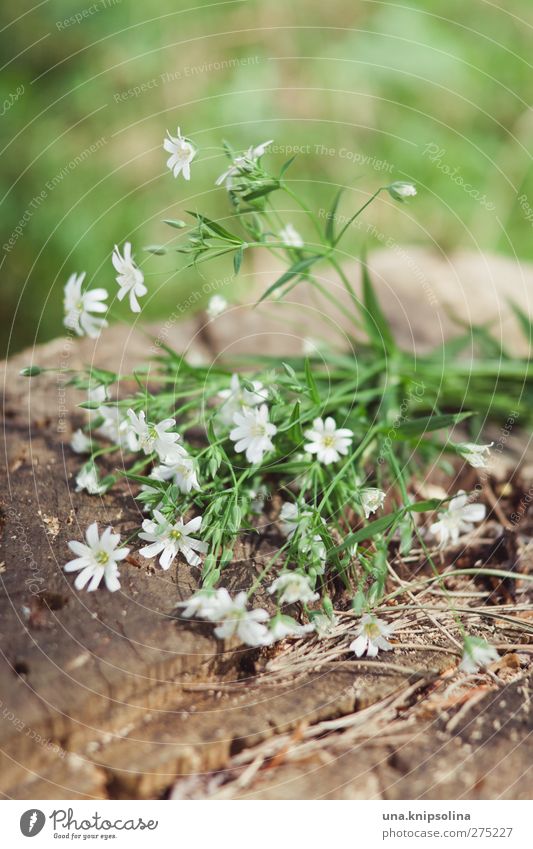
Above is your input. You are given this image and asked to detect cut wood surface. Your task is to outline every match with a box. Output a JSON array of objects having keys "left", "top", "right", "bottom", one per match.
[{"left": 1, "top": 249, "right": 532, "bottom": 799}]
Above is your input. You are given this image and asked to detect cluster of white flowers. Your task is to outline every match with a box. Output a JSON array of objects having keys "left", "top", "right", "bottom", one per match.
[
  {"left": 176, "top": 585, "right": 316, "bottom": 647},
  {"left": 63, "top": 242, "right": 146, "bottom": 340}
]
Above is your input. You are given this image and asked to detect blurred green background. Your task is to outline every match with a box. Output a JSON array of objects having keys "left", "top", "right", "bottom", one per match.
[{"left": 2, "top": 0, "right": 532, "bottom": 355}]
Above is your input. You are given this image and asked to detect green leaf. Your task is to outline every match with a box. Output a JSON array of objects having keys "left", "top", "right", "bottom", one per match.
[
  {"left": 257, "top": 255, "right": 320, "bottom": 304},
  {"left": 233, "top": 246, "right": 243, "bottom": 275},
  {"left": 144, "top": 244, "right": 168, "bottom": 255},
  {"left": 186, "top": 211, "right": 242, "bottom": 243},
  {"left": 279, "top": 155, "right": 297, "bottom": 178},
  {"left": 334, "top": 499, "right": 442, "bottom": 553},
  {"left": 509, "top": 300, "right": 533, "bottom": 344},
  {"left": 361, "top": 259, "right": 396, "bottom": 354},
  {"left": 240, "top": 182, "right": 280, "bottom": 202},
  {"left": 288, "top": 400, "right": 303, "bottom": 443},
  {"left": 389, "top": 411, "right": 472, "bottom": 439},
  {"left": 304, "top": 358, "right": 320, "bottom": 404},
  {"left": 325, "top": 188, "right": 344, "bottom": 245},
  {"left": 20, "top": 366, "right": 42, "bottom": 377}
]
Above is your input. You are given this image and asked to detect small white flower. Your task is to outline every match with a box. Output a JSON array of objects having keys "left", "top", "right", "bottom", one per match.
[
  {"left": 151, "top": 454, "right": 200, "bottom": 494},
  {"left": 304, "top": 416, "right": 353, "bottom": 465},
  {"left": 206, "top": 294, "right": 228, "bottom": 318},
  {"left": 211, "top": 591, "right": 271, "bottom": 647},
  {"left": 302, "top": 337, "right": 321, "bottom": 355},
  {"left": 215, "top": 139, "right": 272, "bottom": 188},
  {"left": 349, "top": 614, "right": 395, "bottom": 658},
  {"left": 458, "top": 442, "right": 493, "bottom": 469},
  {"left": 218, "top": 373, "right": 267, "bottom": 427},
  {"left": 279, "top": 223, "right": 304, "bottom": 248},
  {"left": 75, "top": 464, "right": 105, "bottom": 495},
  {"left": 112, "top": 242, "right": 147, "bottom": 313},
  {"left": 269, "top": 572, "right": 319, "bottom": 605},
  {"left": 138, "top": 511, "right": 207, "bottom": 569},
  {"left": 387, "top": 181, "right": 417, "bottom": 200},
  {"left": 126, "top": 409, "right": 184, "bottom": 460},
  {"left": 430, "top": 490, "right": 486, "bottom": 548},
  {"left": 175, "top": 589, "right": 222, "bottom": 620},
  {"left": 163, "top": 127, "right": 196, "bottom": 180},
  {"left": 459, "top": 636, "right": 499, "bottom": 673},
  {"left": 269, "top": 614, "right": 314, "bottom": 642},
  {"left": 361, "top": 488, "right": 386, "bottom": 519},
  {"left": 95, "top": 404, "right": 130, "bottom": 446},
  {"left": 64, "top": 522, "right": 129, "bottom": 592},
  {"left": 63, "top": 272, "right": 108, "bottom": 339},
  {"left": 230, "top": 404, "right": 277, "bottom": 465},
  {"left": 70, "top": 429, "right": 92, "bottom": 454}
]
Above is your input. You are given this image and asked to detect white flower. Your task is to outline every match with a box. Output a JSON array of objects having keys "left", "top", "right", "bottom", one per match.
[
  {"left": 269, "top": 614, "right": 314, "bottom": 641},
  {"left": 279, "top": 223, "right": 304, "bottom": 248},
  {"left": 75, "top": 464, "right": 105, "bottom": 495},
  {"left": 163, "top": 127, "right": 196, "bottom": 180},
  {"left": 95, "top": 404, "right": 130, "bottom": 446},
  {"left": 361, "top": 488, "right": 386, "bottom": 519},
  {"left": 304, "top": 416, "right": 353, "bottom": 465},
  {"left": 151, "top": 454, "right": 200, "bottom": 494},
  {"left": 206, "top": 294, "right": 227, "bottom": 318},
  {"left": 215, "top": 139, "right": 273, "bottom": 187},
  {"left": 459, "top": 636, "right": 499, "bottom": 673},
  {"left": 430, "top": 490, "right": 486, "bottom": 548},
  {"left": 387, "top": 181, "right": 417, "bottom": 200},
  {"left": 63, "top": 272, "right": 108, "bottom": 339},
  {"left": 112, "top": 242, "right": 147, "bottom": 313},
  {"left": 126, "top": 409, "right": 184, "bottom": 460},
  {"left": 211, "top": 591, "right": 271, "bottom": 647},
  {"left": 70, "top": 429, "right": 91, "bottom": 454},
  {"left": 218, "top": 373, "right": 267, "bottom": 427},
  {"left": 138, "top": 511, "right": 207, "bottom": 569},
  {"left": 349, "top": 614, "right": 395, "bottom": 658},
  {"left": 230, "top": 404, "right": 277, "bottom": 464},
  {"left": 64, "top": 522, "right": 129, "bottom": 592},
  {"left": 458, "top": 442, "right": 493, "bottom": 469},
  {"left": 269, "top": 572, "right": 319, "bottom": 605},
  {"left": 175, "top": 589, "right": 222, "bottom": 620}
]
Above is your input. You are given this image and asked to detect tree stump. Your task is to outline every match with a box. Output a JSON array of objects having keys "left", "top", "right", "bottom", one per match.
[{"left": 1, "top": 249, "right": 532, "bottom": 799}]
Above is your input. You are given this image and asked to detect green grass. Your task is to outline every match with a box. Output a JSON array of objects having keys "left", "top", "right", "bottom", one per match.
[{"left": 2, "top": 0, "right": 532, "bottom": 354}]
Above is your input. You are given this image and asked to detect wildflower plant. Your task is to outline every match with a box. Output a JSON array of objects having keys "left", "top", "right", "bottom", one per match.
[{"left": 26, "top": 133, "right": 533, "bottom": 661}]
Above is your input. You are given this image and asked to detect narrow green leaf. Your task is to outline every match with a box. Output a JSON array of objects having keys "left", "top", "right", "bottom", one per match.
[
  {"left": 279, "top": 155, "right": 297, "bottom": 178},
  {"left": 257, "top": 255, "right": 320, "bottom": 304},
  {"left": 509, "top": 300, "right": 533, "bottom": 345},
  {"left": 304, "top": 358, "right": 320, "bottom": 404},
  {"left": 389, "top": 411, "right": 472, "bottom": 439},
  {"left": 186, "top": 211, "right": 241, "bottom": 243},
  {"left": 325, "top": 188, "right": 344, "bottom": 245},
  {"left": 361, "top": 259, "right": 396, "bottom": 354},
  {"left": 233, "top": 246, "right": 243, "bottom": 275},
  {"left": 163, "top": 219, "right": 187, "bottom": 229}
]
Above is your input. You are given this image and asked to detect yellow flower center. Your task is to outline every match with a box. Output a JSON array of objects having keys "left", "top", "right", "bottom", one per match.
[
  {"left": 364, "top": 622, "right": 381, "bottom": 639},
  {"left": 322, "top": 435, "right": 335, "bottom": 447},
  {"left": 96, "top": 550, "right": 109, "bottom": 565},
  {"left": 169, "top": 529, "right": 182, "bottom": 541}
]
